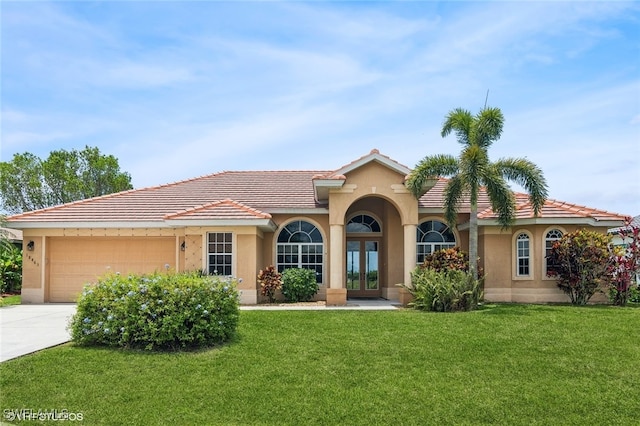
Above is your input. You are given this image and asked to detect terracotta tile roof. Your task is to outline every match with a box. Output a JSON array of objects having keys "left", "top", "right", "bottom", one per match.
[
  {"left": 418, "top": 178, "right": 493, "bottom": 213},
  {"left": 421, "top": 180, "right": 626, "bottom": 222},
  {"left": 477, "top": 193, "right": 627, "bottom": 221},
  {"left": 7, "top": 170, "right": 328, "bottom": 223},
  {"left": 6, "top": 150, "right": 626, "bottom": 226},
  {"left": 165, "top": 199, "right": 271, "bottom": 220}
]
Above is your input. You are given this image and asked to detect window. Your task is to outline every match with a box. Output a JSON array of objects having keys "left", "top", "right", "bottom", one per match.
[
  {"left": 545, "top": 229, "right": 563, "bottom": 276},
  {"left": 416, "top": 220, "right": 456, "bottom": 263},
  {"left": 346, "top": 214, "right": 381, "bottom": 233},
  {"left": 276, "top": 220, "right": 323, "bottom": 283},
  {"left": 207, "top": 232, "right": 232, "bottom": 275},
  {"left": 516, "top": 233, "right": 530, "bottom": 276}
]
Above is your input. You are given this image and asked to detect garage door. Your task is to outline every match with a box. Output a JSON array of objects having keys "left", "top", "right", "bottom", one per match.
[{"left": 48, "top": 237, "right": 175, "bottom": 303}]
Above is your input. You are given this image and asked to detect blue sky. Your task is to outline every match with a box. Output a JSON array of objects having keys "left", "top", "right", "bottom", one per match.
[{"left": 2, "top": 1, "right": 639, "bottom": 215}]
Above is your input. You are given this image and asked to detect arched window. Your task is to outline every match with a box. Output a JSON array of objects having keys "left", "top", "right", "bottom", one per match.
[
  {"left": 516, "top": 233, "right": 531, "bottom": 276},
  {"left": 346, "top": 214, "right": 381, "bottom": 233},
  {"left": 545, "top": 229, "right": 563, "bottom": 276},
  {"left": 416, "top": 220, "right": 456, "bottom": 264},
  {"left": 276, "top": 220, "right": 323, "bottom": 283}
]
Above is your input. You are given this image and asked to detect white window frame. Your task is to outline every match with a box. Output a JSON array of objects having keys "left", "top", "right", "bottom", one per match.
[
  {"left": 543, "top": 227, "right": 565, "bottom": 280},
  {"left": 275, "top": 219, "right": 325, "bottom": 284},
  {"left": 416, "top": 219, "right": 457, "bottom": 264},
  {"left": 513, "top": 231, "right": 533, "bottom": 280},
  {"left": 206, "top": 232, "right": 234, "bottom": 276}
]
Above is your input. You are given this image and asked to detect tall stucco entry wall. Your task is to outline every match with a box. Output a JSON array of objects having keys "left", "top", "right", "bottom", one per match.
[{"left": 324, "top": 160, "right": 418, "bottom": 305}]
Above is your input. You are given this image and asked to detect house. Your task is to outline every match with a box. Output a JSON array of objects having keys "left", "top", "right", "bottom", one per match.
[
  {"left": 0, "top": 227, "right": 23, "bottom": 250},
  {"left": 609, "top": 215, "right": 640, "bottom": 285},
  {"left": 609, "top": 215, "right": 640, "bottom": 247},
  {"left": 7, "top": 149, "right": 627, "bottom": 305}
]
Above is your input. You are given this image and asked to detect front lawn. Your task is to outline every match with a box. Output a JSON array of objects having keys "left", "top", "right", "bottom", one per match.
[
  {"left": 0, "top": 294, "right": 20, "bottom": 307},
  {"left": 1, "top": 304, "right": 639, "bottom": 425}
]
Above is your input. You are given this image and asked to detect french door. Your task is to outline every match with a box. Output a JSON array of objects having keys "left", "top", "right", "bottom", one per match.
[{"left": 346, "top": 238, "right": 381, "bottom": 298}]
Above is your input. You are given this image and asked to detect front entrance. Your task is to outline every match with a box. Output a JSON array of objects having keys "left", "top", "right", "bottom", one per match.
[{"left": 346, "top": 238, "right": 381, "bottom": 297}]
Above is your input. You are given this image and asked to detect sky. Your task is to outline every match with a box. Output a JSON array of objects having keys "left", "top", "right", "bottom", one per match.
[{"left": 1, "top": 1, "right": 639, "bottom": 216}]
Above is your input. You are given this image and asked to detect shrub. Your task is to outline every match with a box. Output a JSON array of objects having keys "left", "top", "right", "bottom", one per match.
[
  {"left": 69, "top": 271, "right": 240, "bottom": 351},
  {"left": 258, "top": 265, "right": 282, "bottom": 303},
  {"left": 406, "top": 268, "right": 482, "bottom": 312},
  {"left": 0, "top": 241, "right": 22, "bottom": 294},
  {"left": 281, "top": 268, "right": 318, "bottom": 302},
  {"left": 422, "top": 247, "right": 469, "bottom": 272},
  {"left": 547, "top": 229, "right": 611, "bottom": 305},
  {"left": 629, "top": 285, "right": 640, "bottom": 304},
  {"left": 607, "top": 217, "right": 640, "bottom": 306}
]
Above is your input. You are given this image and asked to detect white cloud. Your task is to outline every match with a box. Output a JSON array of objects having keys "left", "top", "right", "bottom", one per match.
[{"left": 1, "top": 1, "right": 638, "bottom": 215}]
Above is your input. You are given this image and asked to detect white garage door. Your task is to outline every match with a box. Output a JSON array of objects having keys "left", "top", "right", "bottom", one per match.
[{"left": 48, "top": 237, "right": 175, "bottom": 302}]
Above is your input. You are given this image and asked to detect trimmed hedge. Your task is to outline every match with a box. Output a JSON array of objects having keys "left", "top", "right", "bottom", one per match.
[
  {"left": 281, "top": 268, "right": 318, "bottom": 302},
  {"left": 69, "top": 271, "right": 240, "bottom": 351}
]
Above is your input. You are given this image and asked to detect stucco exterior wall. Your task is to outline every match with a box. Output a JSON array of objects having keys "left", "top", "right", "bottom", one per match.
[
  {"left": 480, "top": 229, "right": 513, "bottom": 302},
  {"left": 20, "top": 233, "right": 45, "bottom": 303},
  {"left": 480, "top": 224, "right": 612, "bottom": 303}
]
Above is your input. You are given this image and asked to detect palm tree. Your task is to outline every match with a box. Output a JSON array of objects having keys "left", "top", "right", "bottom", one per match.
[{"left": 406, "top": 107, "right": 548, "bottom": 278}]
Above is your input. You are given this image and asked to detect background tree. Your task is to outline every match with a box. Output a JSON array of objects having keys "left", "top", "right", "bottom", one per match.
[
  {"left": 0, "top": 146, "right": 133, "bottom": 214},
  {"left": 406, "top": 107, "right": 548, "bottom": 278}
]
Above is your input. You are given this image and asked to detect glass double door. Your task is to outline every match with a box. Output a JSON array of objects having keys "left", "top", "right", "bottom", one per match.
[{"left": 346, "top": 238, "right": 381, "bottom": 297}]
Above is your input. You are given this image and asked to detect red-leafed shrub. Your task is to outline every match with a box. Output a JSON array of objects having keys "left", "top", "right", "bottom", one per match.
[
  {"left": 547, "top": 230, "right": 611, "bottom": 305},
  {"left": 258, "top": 265, "right": 282, "bottom": 303},
  {"left": 608, "top": 217, "right": 640, "bottom": 306}
]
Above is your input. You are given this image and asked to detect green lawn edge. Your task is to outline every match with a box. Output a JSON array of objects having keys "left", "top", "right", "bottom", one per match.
[{"left": 1, "top": 304, "right": 639, "bottom": 425}]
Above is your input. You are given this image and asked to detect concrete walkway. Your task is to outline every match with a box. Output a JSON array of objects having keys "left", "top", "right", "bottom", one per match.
[
  {"left": 0, "top": 304, "right": 77, "bottom": 362},
  {"left": 0, "top": 299, "right": 399, "bottom": 362}
]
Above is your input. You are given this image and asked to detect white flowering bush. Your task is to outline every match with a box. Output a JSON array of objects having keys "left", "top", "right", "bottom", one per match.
[{"left": 69, "top": 271, "right": 240, "bottom": 350}]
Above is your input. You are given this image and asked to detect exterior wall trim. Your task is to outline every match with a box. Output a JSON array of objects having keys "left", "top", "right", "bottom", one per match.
[
  {"left": 512, "top": 229, "right": 535, "bottom": 281},
  {"left": 541, "top": 226, "right": 567, "bottom": 281}
]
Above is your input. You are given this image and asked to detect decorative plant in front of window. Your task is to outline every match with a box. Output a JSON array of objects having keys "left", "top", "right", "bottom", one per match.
[
  {"left": 258, "top": 265, "right": 282, "bottom": 304},
  {"left": 547, "top": 229, "right": 612, "bottom": 305},
  {"left": 281, "top": 268, "right": 318, "bottom": 303}
]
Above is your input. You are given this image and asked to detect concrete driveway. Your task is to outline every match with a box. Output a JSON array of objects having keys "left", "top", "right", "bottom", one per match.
[{"left": 0, "top": 304, "right": 76, "bottom": 362}]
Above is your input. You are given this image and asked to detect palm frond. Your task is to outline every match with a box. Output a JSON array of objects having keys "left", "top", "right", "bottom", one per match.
[
  {"left": 441, "top": 108, "right": 473, "bottom": 146},
  {"left": 494, "top": 158, "right": 548, "bottom": 216},
  {"left": 482, "top": 166, "right": 516, "bottom": 229},
  {"left": 407, "top": 155, "right": 458, "bottom": 198},
  {"left": 474, "top": 107, "right": 504, "bottom": 149}
]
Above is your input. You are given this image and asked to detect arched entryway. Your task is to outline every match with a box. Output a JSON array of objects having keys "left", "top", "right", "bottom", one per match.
[
  {"left": 344, "top": 196, "right": 404, "bottom": 300},
  {"left": 346, "top": 214, "right": 382, "bottom": 297}
]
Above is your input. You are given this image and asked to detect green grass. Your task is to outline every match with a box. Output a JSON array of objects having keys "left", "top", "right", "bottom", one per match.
[
  {"left": 0, "top": 294, "right": 20, "bottom": 307},
  {"left": 1, "top": 304, "right": 639, "bottom": 425}
]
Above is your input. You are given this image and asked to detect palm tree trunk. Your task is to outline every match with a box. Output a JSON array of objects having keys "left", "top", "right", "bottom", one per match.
[{"left": 469, "top": 203, "right": 478, "bottom": 279}]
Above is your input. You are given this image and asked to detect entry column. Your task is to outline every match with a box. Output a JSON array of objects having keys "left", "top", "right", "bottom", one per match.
[
  {"left": 400, "top": 223, "right": 417, "bottom": 305},
  {"left": 327, "top": 224, "right": 347, "bottom": 305}
]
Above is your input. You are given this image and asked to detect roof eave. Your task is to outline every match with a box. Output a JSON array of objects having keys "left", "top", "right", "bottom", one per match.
[
  {"left": 164, "top": 218, "right": 277, "bottom": 231},
  {"left": 462, "top": 217, "right": 626, "bottom": 230},
  {"left": 313, "top": 179, "right": 345, "bottom": 202},
  {"left": 336, "top": 152, "right": 411, "bottom": 176},
  {"left": 8, "top": 221, "right": 170, "bottom": 229}
]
